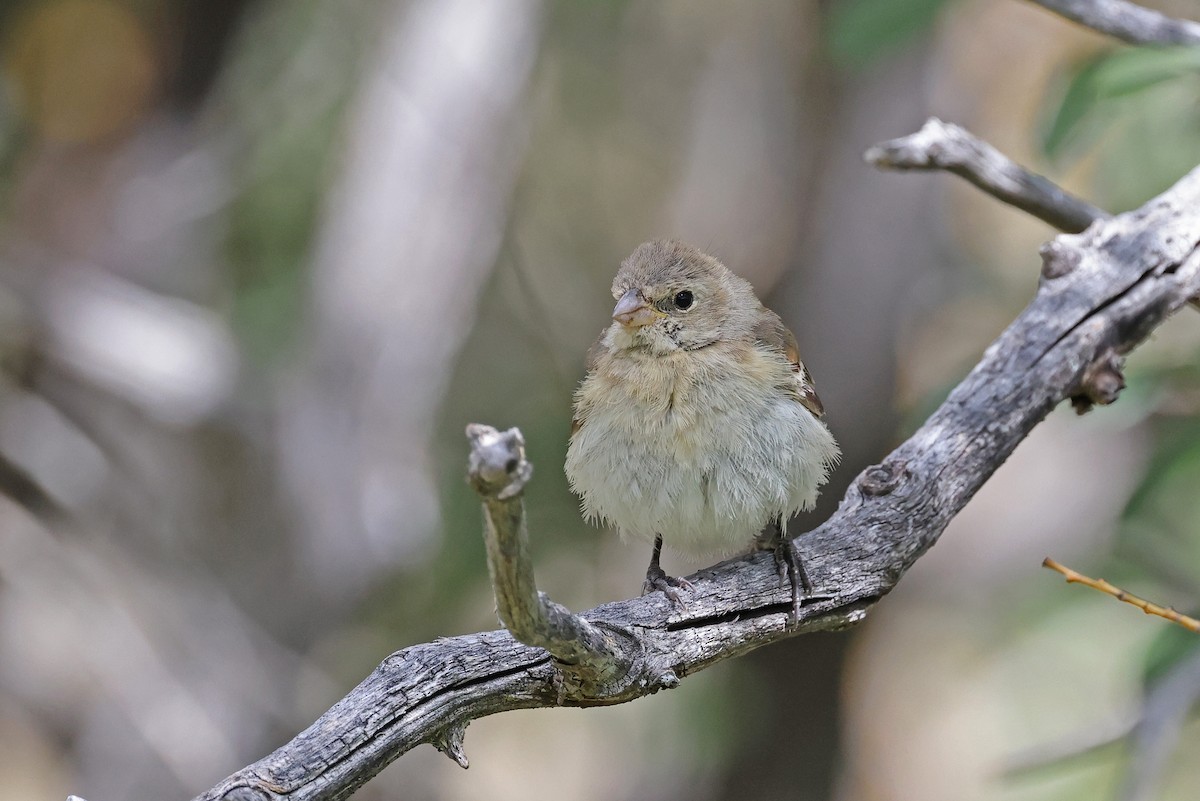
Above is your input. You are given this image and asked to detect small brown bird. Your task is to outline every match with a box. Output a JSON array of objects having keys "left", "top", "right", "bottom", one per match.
[{"left": 565, "top": 240, "right": 839, "bottom": 615}]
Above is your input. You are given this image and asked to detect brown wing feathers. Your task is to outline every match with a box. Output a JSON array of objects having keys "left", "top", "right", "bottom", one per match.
[{"left": 753, "top": 311, "right": 825, "bottom": 419}]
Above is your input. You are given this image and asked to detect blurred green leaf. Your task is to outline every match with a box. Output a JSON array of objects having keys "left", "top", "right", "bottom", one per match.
[
  {"left": 1123, "top": 418, "right": 1200, "bottom": 525},
  {"left": 1043, "top": 57, "right": 1109, "bottom": 160},
  {"left": 216, "top": 0, "right": 365, "bottom": 367},
  {"left": 826, "top": 0, "right": 952, "bottom": 69},
  {"left": 1142, "top": 623, "right": 1200, "bottom": 689},
  {"left": 1042, "top": 46, "right": 1200, "bottom": 159}
]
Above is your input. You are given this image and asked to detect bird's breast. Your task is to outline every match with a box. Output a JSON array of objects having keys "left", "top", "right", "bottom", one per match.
[
  {"left": 566, "top": 350, "right": 836, "bottom": 554},
  {"left": 573, "top": 345, "right": 798, "bottom": 471},
  {"left": 592, "top": 353, "right": 715, "bottom": 453}
]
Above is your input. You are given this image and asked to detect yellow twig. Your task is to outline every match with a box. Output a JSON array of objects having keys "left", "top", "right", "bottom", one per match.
[{"left": 1043, "top": 557, "right": 1199, "bottom": 634}]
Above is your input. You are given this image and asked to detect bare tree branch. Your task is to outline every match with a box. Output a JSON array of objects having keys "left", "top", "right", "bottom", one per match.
[
  {"left": 865, "top": 117, "right": 1108, "bottom": 233},
  {"left": 188, "top": 119, "right": 1200, "bottom": 799},
  {"left": 466, "top": 424, "right": 629, "bottom": 682},
  {"left": 867, "top": 116, "right": 1200, "bottom": 310},
  {"left": 1028, "top": 0, "right": 1200, "bottom": 46}
]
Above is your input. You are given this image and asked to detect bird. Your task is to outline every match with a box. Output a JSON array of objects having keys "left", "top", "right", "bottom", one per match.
[{"left": 565, "top": 240, "right": 839, "bottom": 617}]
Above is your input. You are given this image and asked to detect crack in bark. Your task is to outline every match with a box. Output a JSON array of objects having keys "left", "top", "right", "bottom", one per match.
[
  {"left": 663, "top": 596, "right": 832, "bottom": 632},
  {"left": 1032, "top": 263, "right": 1159, "bottom": 368}
]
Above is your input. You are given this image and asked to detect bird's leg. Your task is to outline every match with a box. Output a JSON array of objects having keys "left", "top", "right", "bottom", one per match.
[
  {"left": 643, "top": 534, "right": 694, "bottom": 607},
  {"left": 756, "top": 517, "right": 811, "bottom": 620}
]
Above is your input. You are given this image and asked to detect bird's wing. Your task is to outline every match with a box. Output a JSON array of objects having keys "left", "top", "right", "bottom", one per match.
[
  {"left": 570, "top": 327, "right": 609, "bottom": 436},
  {"left": 754, "top": 310, "right": 825, "bottom": 419}
]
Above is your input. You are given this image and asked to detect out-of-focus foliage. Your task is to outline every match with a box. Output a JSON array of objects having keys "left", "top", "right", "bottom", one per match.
[
  {"left": 1120, "top": 416, "right": 1200, "bottom": 580},
  {"left": 1060, "top": 39, "right": 1200, "bottom": 785},
  {"left": 218, "top": 0, "right": 365, "bottom": 367},
  {"left": 1142, "top": 624, "right": 1200, "bottom": 689},
  {"left": 964, "top": 30, "right": 1200, "bottom": 798},
  {"left": 1041, "top": 45, "right": 1200, "bottom": 209},
  {"left": 825, "top": 0, "right": 952, "bottom": 68}
]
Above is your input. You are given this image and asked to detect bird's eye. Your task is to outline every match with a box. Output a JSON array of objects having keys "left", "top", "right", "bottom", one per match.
[{"left": 673, "top": 290, "right": 694, "bottom": 310}]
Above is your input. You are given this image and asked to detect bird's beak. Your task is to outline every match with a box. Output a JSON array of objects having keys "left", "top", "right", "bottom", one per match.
[{"left": 612, "top": 289, "right": 659, "bottom": 328}]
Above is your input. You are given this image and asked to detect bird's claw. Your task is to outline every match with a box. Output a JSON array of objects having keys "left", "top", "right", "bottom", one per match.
[
  {"left": 758, "top": 524, "right": 812, "bottom": 621},
  {"left": 643, "top": 565, "right": 694, "bottom": 608},
  {"left": 776, "top": 538, "right": 812, "bottom": 621}
]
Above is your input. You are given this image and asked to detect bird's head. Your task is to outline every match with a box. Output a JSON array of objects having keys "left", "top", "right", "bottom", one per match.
[{"left": 608, "top": 240, "right": 760, "bottom": 355}]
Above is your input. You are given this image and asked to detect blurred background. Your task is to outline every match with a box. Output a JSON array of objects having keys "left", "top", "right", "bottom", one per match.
[{"left": 1, "top": 0, "right": 1199, "bottom": 799}]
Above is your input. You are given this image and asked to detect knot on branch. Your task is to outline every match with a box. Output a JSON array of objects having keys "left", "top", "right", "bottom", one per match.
[
  {"left": 1040, "top": 238, "right": 1082, "bottom": 279},
  {"left": 860, "top": 460, "right": 908, "bottom": 497},
  {"left": 431, "top": 721, "right": 470, "bottom": 769},
  {"left": 654, "top": 669, "right": 680, "bottom": 689},
  {"left": 467, "top": 424, "right": 532, "bottom": 499},
  {"left": 219, "top": 788, "right": 270, "bottom": 801},
  {"left": 1071, "top": 348, "right": 1126, "bottom": 414}
]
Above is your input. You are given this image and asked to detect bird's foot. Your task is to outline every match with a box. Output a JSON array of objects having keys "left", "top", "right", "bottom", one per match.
[
  {"left": 642, "top": 564, "right": 694, "bottom": 607},
  {"left": 757, "top": 522, "right": 812, "bottom": 621},
  {"left": 643, "top": 533, "right": 693, "bottom": 608},
  {"left": 775, "top": 538, "right": 812, "bottom": 621}
]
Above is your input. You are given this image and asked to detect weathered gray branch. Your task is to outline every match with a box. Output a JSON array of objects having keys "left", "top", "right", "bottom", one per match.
[
  {"left": 189, "top": 123, "right": 1200, "bottom": 799},
  {"left": 865, "top": 117, "right": 1108, "bottom": 233},
  {"left": 465, "top": 424, "right": 629, "bottom": 689},
  {"left": 1029, "top": 0, "right": 1200, "bottom": 46}
]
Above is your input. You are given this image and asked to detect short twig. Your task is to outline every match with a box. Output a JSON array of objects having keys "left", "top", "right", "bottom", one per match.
[
  {"left": 466, "top": 424, "right": 629, "bottom": 687},
  {"left": 1042, "top": 557, "right": 1200, "bottom": 633},
  {"left": 865, "top": 117, "right": 1109, "bottom": 233},
  {"left": 1028, "top": 0, "right": 1200, "bottom": 46}
]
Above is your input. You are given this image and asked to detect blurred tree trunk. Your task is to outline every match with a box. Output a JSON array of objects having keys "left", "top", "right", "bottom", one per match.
[{"left": 278, "top": 0, "right": 543, "bottom": 624}]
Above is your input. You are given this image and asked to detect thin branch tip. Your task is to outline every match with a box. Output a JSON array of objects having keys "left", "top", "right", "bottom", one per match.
[
  {"left": 866, "top": 117, "right": 1107, "bottom": 233},
  {"left": 466, "top": 423, "right": 532, "bottom": 499},
  {"left": 1043, "top": 557, "right": 1200, "bottom": 633},
  {"left": 864, "top": 117, "right": 950, "bottom": 165}
]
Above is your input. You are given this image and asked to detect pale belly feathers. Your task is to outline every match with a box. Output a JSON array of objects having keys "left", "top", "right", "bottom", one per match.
[{"left": 565, "top": 345, "right": 838, "bottom": 556}]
